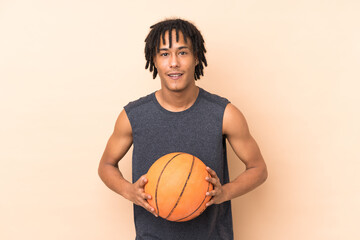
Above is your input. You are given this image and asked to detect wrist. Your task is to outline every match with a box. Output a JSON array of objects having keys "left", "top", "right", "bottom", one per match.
[
  {"left": 117, "top": 179, "right": 133, "bottom": 201},
  {"left": 221, "top": 183, "right": 233, "bottom": 203}
]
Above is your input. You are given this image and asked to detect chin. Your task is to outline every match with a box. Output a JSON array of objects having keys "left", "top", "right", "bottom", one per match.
[
  {"left": 169, "top": 81, "right": 192, "bottom": 92},
  {"left": 160, "top": 74, "right": 194, "bottom": 92},
  {"left": 166, "top": 86, "right": 185, "bottom": 92},
  {"left": 162, "top": 81, "right": 184, "bottom": 92}
]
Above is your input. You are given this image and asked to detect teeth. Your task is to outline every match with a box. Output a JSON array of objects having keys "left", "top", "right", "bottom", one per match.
[{"left": 169, "top": 74, "right": 181, "bottom": 77}]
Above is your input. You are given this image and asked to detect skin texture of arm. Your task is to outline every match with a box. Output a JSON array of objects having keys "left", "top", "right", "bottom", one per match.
[
  {"left": 206, "top": 103, "right": 268, "bottom": 206},
  {"left": 98, "top": 109, "right": 157, "bottom": 216}
]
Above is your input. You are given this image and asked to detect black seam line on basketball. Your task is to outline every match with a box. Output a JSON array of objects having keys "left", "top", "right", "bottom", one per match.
[
  {"left": 155, "top": 153, "right": 182, "bottom": 217},
  {"left": 165, "top": 155, "right": 195, "bottom": 220},
  {"left": 174, "top": 173, "right": 211, "bottom": 222}
]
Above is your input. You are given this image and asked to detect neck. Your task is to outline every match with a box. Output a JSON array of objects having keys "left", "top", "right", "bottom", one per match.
[{"left": 156, "top": 85, "right": 199, "bottom": 112}]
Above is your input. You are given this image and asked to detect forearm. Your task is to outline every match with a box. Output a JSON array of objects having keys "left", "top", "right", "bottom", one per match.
[
  {"left": 98, "top": 162, "right": 132, "bottom": 200},
  {"left": 222, "top": 165, "right": 268, "bottom": 202}
]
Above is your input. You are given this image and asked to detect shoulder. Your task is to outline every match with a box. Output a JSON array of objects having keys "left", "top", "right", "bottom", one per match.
[
  {"left": 114, "top": 108, "right": 133, "bottom": 136},
  {"left": 199, "top": 88, "right": 231, "bottom": 109},
  {"left": 223, "top": 103, "right": 250, "bottom": 136},
  {"left": 124, "top": 91, "right": 155, "bottom": 115}
]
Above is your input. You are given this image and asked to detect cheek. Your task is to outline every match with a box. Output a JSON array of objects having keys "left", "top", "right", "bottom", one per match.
[
  {"left": 159, "top": 63, "right": 170, "bottom": 73},
  {"left": 153, "top": 57, "right": 160, "bottom": 69}
]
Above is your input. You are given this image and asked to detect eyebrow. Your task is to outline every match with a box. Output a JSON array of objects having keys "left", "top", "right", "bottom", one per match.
[{"left": 159, "top": 46, "right": 190, "bottom": 51}]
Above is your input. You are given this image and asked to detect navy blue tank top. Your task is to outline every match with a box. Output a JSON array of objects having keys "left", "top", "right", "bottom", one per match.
[{"left": 124, "top": 87, "right": 233, "bottom": 240}]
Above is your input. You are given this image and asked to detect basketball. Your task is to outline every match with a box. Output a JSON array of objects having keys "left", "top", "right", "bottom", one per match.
[{"left": 144, "top": 152, "right": 213, "bottom": 222}]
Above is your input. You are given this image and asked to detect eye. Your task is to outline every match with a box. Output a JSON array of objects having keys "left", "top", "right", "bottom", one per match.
[
  {"left": 160, "top": 52, "right": 169, "bottom": 57},
  {"left": 179, "top": 51, "right": 187, "bottom": 55}
]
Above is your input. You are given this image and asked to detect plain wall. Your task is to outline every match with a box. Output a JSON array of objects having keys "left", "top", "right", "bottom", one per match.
[{"left": 1, "top": 0, "right": 359, "bottom": 239}]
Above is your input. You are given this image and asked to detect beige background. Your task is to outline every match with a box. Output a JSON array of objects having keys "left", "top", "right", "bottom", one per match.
[{"left": 1, "top": 0, "right": 359, "bottom": 239}]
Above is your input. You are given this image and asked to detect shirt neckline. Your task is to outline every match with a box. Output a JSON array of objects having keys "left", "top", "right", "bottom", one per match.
[{"left": 151, "top": 87, "right": 203, "bottom": 115}]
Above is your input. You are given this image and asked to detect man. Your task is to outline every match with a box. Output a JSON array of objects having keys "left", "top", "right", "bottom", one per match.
[{"left": 98, "top": 18, "right": 267, "bottom": 239}]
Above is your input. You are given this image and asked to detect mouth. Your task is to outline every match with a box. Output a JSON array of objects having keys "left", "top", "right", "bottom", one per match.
[{"left": 167, "top": 73, "right": 183, "bottom": 80}]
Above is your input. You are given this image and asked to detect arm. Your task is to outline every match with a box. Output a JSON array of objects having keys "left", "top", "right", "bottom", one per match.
[
  {"left": 98, "top": 109, "right": 157, "bottom": 216},
  {"left": 206, "top": 103, "right": 268, "bottom": 206}
]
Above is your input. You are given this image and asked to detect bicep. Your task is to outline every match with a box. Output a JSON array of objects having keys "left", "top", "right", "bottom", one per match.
[
  {"left": 223, "top": 104, "right": 264, "bottom": 168},
  {"left": 100, "top": 109, "right": 133, "bottom": 166}
]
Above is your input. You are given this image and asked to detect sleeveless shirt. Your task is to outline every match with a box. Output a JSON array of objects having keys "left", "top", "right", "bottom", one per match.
[{"left": 124, "top": 87, "right": 234, "bottom": 240}]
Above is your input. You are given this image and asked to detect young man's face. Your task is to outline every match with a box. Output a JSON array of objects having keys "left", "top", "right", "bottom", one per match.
[{"left": 153, "top": 30, "right": 198, "bottom": 93}]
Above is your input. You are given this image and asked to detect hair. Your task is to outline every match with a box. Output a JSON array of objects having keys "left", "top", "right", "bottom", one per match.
[{"left": 144, "top": 18, "right": 207, "bottom": 80}]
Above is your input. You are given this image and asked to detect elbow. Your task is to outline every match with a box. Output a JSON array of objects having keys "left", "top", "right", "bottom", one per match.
[
  {"left": 260, "top": 164, "right": 268, "bottom": 184},
  {"left": 98, "top": 163, "right": 103, "bottom": 180},
  {"left": 98, "top": 159, "right": 118, "bottom": 181},
  {"left": 98, "top": 160, "right": 108, "bottom": 181}
]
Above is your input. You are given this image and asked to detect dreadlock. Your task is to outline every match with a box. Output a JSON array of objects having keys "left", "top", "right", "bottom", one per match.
[{"left": 144, "top": 18, "right": 207, "bottom": 80}]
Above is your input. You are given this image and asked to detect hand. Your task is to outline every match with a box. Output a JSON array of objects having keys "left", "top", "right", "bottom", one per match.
[
  {"left": 205, "top": 167, "right": 227, "bottom": 207},
  {"left": 127, "top": 175, "right": 158, "bottom": 217}
]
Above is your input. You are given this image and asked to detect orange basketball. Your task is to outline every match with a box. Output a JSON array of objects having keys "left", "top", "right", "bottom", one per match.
[{"left": 144, "top": 152, "right": 213, "bottom": 222}]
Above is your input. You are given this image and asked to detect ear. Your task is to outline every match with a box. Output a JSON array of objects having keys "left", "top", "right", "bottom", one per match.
[{"left": 195, "top": 58, "right": 199, "bottom": 65}]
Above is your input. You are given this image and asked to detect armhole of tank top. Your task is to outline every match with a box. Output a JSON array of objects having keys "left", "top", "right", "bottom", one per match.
[
  {"left": 122, "top": 107, "right": 134, "bottom": 137},
  {"left": 221, "top": 101, "right": 231, "bottom": 137},
  {"left": 123, "top": 93, "right": 154, "bottom": 136}
]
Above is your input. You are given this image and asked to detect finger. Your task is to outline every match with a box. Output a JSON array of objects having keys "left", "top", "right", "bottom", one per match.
[
  {"left": 141, "top": 192, "right": 152, "bottom": 200},
  {"left": 142, "top": 201, "right": 158, "bottom": 217},
  {"left": 206, "top": 190, "right": 217, "bottom": 197},
  {"left": 205, "top": 176, "right": 218, "bottom": 186},
  {"left": 137, "top": 193, "right": 157, "bottom": 217},
  {"left": 206, "top": 167, "right": 217, "bottom": 178},
  {"left": 139, "top": 192, "right": 148, "bottom": 199},
  {"left": 206, "top": 176, "right": 221, "bottom": 188},
  {"left": 138, "top": 175, "right": 148, "bottom": 188},
  {"left": 206, "top": 199, "right": 214, "bottom": 207}
]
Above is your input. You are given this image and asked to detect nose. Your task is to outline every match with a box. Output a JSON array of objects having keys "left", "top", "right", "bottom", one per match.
[{"left": 169, "top": 54, "right": 179, "bottom": 68}]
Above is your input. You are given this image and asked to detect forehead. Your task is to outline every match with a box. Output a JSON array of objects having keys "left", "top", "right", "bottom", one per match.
[{"left": 158, "top": 29, "right": 192, "bottom": 49}]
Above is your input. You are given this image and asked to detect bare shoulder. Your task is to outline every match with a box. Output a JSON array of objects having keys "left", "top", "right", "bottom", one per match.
[
  {"left": 99, "top": 109, "right": 133, "bottom": 166},
  {"left": 113, "top": 109, "right": 133, "bottom": 138},
  {"left": 222, "top": 104, "right": 265, "bottom": 172},
  {"left": 222, "top": 103, "right": 250, "bottom": 138}
]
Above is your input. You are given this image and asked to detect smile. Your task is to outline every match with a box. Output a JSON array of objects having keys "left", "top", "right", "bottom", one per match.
[{"left": 168, "top": 73, "right": 183, "bottom": 79}]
